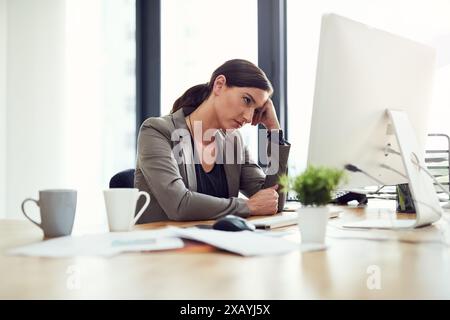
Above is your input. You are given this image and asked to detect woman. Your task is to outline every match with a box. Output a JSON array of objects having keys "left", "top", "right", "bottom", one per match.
[{"left": 134, "top": 59, "right": 290, "bottom": 223}]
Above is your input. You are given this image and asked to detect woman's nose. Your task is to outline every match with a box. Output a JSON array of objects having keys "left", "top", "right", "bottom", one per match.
[{"left": 243, "top": 108, "right": 254, "bottom": 123}]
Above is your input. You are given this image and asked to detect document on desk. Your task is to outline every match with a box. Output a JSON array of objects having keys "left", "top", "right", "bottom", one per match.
[
  {"left": 7, "top": 229, "right": 184, "bottom": 258},
  {"left": 173, "top": 227, "right": 299, "bottom": 256},
  {"left": 327, "top": 217, "right": 450, "bottom": 245}
]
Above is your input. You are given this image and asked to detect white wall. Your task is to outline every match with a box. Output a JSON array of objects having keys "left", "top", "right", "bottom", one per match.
[
  {"left": 6, "top": 0, "right": 66, "bottom": 218},
  {"left": 0, "top": 0, "right": 7, "bottom": 218}
]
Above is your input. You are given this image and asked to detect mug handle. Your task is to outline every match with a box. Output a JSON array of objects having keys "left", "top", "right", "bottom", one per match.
[
  {"left": 131, "top": 191, "right": 151, "bottom": 227},
  {"left": 21, "top": 198, "right": 42, "bottom": 229}
]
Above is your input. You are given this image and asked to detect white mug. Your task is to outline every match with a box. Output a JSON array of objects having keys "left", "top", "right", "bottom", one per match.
[{"left": 103, "top": 188, "right": 150, "bottom": 232}]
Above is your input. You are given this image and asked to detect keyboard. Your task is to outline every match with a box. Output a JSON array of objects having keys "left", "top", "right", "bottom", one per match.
[
  {"left": 330, "top": 191, "right": 368, "bottom": 205},
  {"left": 252, "top": 209, "right": 341, "bottom": 230}
]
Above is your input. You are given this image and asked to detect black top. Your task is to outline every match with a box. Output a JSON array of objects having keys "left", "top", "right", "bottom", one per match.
[
  {"left": 190, "top": 137, "right": 229, "bottom": 198},
  {"left": 195, "top": 162, "right": 229, "bottom": 198}
]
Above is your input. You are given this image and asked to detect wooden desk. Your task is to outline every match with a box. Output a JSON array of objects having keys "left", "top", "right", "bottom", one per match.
[{"left": 1, "top": 200, "right": 450, "bottom": 299}]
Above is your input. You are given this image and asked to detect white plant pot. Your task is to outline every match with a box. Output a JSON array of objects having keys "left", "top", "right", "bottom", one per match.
[{"left": 297, "top": 206, "right": 329, "bottom": 244}]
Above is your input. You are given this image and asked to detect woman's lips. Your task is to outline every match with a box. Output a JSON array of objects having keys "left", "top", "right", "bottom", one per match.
[{"left": 233, "top": 120, "right": 243, "bottom": 128}]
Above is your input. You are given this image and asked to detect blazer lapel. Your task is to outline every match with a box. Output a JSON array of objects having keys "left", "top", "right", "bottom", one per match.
[{"left": 171, "top": 108, "right": 197, "bottom": 192}]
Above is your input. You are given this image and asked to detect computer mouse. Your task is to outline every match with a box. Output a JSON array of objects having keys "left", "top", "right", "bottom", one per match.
[{"left": 212, "top": 215, "right": 256, "bottom": 232}]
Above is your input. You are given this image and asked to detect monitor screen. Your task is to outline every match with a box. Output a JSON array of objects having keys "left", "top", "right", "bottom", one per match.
[{"left": 307, "top": 14, "right": 436, "bottom": 189}]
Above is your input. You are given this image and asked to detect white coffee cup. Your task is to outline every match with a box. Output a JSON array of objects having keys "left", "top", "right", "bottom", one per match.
[{"left": 103, "top": 188, "right": 150, "bottom": 232}]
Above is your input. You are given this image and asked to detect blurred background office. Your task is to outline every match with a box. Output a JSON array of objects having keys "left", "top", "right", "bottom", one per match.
[{"left": 1, "top": 0, "right": 449, "bottom": 231}]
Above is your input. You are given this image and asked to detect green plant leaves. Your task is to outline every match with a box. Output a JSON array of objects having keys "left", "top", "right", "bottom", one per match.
[{"left": 279, "top": 166, "right": 346, "bottom": 206}]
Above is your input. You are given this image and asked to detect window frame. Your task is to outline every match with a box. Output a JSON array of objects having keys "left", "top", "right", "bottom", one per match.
[{"left": 135, "top": 0, "right": 288, "bottom": 160}]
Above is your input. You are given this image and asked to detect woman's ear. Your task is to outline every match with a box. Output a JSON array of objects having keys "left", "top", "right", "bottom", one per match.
[{"left": 212, "top": 75, "right": 227, "bottom": 95}]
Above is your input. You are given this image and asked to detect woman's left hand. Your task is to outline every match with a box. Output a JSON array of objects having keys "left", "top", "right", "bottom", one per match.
[{"left": 251, "top": 98, "right": 281, "bottom": 130}]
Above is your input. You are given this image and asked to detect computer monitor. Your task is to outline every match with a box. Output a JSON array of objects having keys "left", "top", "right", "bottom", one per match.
[{"left": 307, "top": 14, "right": 442, "bottom": 228}]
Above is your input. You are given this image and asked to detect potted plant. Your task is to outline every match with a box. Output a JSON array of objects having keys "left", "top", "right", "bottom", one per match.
[{"left": 279, "top": 166, "right": 345, "bottom": 244}]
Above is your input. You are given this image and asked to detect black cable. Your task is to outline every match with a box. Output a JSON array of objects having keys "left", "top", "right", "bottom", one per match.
[{"left": 344, "top": 163, "right": 386, "bottom": 186}]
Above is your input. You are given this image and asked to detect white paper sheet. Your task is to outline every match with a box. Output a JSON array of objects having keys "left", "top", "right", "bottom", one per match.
[
  {"left": 8, "top": 226, "right": 303, "bottom": 258},
  {"left": 7, "top": 229, "right": 184, "bottom": 257},
  {"left": 173, "top": 227, "right": 299, "bottom": 256}
]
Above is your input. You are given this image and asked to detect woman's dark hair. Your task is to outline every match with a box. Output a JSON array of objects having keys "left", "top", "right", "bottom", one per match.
[{"left": 170, "top": 59, "right": 273, "bottom": 114}]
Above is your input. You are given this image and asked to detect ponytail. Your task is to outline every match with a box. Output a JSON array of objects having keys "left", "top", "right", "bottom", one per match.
[{"left": 170, "top": 83, "right": 211, "bottom": 114}]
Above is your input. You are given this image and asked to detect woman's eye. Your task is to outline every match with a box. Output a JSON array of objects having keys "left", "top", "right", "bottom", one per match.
[{"left": 243, "top": 97, "right": 251, "bottom": 105}]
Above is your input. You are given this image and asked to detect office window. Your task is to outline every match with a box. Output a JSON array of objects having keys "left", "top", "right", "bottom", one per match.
[
  {"left": 65, "top": 0, "right": 136, "bottom": 231},
  {"left": 287, "top": 0, "right": 450, "bottom": 175},
  {"left": 161, "top": 0, "right": 259, "bottom": 159}
]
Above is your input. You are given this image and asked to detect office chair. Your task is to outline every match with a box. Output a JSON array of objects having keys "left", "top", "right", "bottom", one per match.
[{"left": 109, "top": 169, "right": 135, "bottom": 188}]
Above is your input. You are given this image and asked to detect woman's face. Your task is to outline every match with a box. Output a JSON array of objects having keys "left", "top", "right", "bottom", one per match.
[{"left": 212, "top": 75, "right": 270, "bottom": 130}]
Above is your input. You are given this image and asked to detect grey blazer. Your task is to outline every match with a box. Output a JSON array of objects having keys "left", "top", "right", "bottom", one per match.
[{"left": 134, "top": 107, "right": 290, "bottom": 223}]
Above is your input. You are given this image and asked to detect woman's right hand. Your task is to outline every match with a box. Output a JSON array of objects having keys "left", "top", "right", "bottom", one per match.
[{"left": 247, "top": 185, "right": 279, "bottom": 216}]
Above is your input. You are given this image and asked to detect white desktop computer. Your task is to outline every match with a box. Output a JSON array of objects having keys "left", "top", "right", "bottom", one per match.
[{"left": 307, "top": 13, "right": 442, "bottom": 228}]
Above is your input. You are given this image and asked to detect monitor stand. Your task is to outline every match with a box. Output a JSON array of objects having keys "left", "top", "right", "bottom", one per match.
[{"left": 343, "top": 109, "right": 443, "bottom": 229}]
